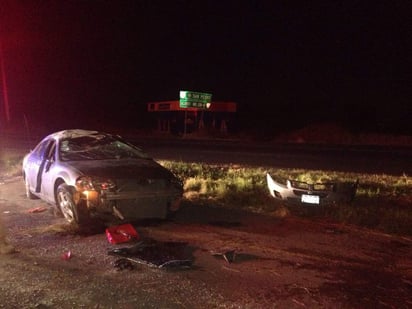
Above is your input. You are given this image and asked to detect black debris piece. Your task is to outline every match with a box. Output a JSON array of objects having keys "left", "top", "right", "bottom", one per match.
[
  {"left": 212, "top": 250, "right": 236, "bottom": 263},
  {"left": 223, "top": 250, "right": 236, "bottom": 263},
  {"left": 113, "top": 258, "right": 135, "bottom": 271},
  {"left": 108, "top": 239, "right": 194, "bottom": 269}
]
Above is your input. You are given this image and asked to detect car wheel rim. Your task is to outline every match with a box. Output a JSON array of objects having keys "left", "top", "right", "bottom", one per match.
[{"left": 58, "top": 191, "right": 75, "bottom": 222}]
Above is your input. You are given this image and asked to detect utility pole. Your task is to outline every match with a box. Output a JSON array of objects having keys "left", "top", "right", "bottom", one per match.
[{"left": 0, "top": 37, "right": 10, "bottom": 125}]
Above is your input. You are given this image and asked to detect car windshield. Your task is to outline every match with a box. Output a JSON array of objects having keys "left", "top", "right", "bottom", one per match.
[{"left": 59, "top": 135, "right": 151, "bottom": 161}]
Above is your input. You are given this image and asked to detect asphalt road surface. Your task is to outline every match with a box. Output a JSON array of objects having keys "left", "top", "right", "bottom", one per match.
[
  {"left": 134, "top": 137, "right": 412, "bottom": 175},
  {"left": 2, "top": 133, "right": 411, "bottom": 175}
]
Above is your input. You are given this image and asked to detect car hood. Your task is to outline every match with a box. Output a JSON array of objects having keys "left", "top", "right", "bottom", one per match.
[{"left": 66, "top": 158, "right": 175, "bottom": 180}]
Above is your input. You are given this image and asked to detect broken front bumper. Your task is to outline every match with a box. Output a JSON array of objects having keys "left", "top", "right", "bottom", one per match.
[
  {"left": 266, "top": 173, "right": 358, "bottom": 205},
  {"left": 78, "top": 188, "right": 182, "bottom": 220}
]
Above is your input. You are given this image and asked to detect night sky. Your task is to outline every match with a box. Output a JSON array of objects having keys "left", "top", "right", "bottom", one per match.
[{"left": 1, "top": 1, "right": 411, "bottom": 135}]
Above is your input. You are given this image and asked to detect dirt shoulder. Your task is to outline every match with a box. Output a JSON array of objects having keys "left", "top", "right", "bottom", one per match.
[{"left": 1, "top": 177, "right": 412, "bottom": 308}]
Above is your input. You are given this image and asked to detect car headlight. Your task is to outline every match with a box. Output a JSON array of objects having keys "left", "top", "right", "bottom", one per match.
[{"left": 76, "top": 176, "right": 116, "bottom": 192}]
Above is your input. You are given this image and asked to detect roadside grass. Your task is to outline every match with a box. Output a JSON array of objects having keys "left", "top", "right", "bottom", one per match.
[
  {"left": 0, "top": 150, "right": 23, "bottom": 179},
  {"left": 161, "top": 160, "right": 412, "bottom": 236},
  {"left": 2, "top": 151, "right": 410, "bottom": 236}
]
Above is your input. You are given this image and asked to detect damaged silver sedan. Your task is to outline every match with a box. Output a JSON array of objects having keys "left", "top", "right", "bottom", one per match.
[
  {"left": 22, "top": 130, "right": 183, "bottom": 224},
  {"left": 266, "top": 173, "right": 358, "bottom": 205}
]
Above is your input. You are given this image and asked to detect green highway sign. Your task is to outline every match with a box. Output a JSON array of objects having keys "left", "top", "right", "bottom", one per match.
[{"left": 180, "top": 90, "right": 212, "bottom": 109}]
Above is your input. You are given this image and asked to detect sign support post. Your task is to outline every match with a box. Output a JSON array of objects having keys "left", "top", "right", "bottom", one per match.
[{"left": 179, "top": 91, "right": 212, "bottom": 137}]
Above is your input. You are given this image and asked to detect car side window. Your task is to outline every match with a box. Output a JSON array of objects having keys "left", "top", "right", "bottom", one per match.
[
  {"left": 32, "top": 139, "right": 53, "bottom": 160},
  {"left": 46, "top": 141, "right": 56, "bottom": 161}
]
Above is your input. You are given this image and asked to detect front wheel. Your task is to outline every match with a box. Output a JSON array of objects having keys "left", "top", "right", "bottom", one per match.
[{"left": 56, "top": 184, "right": 89, "bottom": 224}]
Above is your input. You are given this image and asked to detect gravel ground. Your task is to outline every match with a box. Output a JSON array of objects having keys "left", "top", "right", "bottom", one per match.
[{"left": 1, "top": 175, "right": 412, "bottom": 308}]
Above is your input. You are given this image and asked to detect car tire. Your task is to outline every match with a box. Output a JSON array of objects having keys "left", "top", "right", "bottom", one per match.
[
  {"left": 56, "top": 183, "right": 89, "bottom": 224},
  {"left": 24, "top": 177, "right": 38, "bottom": 199}
]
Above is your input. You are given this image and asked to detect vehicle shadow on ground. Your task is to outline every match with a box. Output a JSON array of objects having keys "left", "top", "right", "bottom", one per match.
[
  {"left": 50, "top": 200, "right": 283, "bottom": 241},
  {"left": 171, "top": 201, "right": 251, "bottom": 226}
]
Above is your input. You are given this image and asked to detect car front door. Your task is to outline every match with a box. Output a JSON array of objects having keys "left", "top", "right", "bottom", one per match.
[
  {"left": 25, "top": 139, "right": 53, "bottom": 197},
  {"left": 39, "top": 141, "right": 57, "bottom": 203},
  {"left": 32, "top": 139, "right": 54, "bottom": 198}
]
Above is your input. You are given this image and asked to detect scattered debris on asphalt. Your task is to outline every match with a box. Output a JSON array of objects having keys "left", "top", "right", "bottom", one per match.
[
  {"left": 61, "top": 251, "right": 72, "bottom": 260},
  {"left": 28, "top": 206, "right": 48, "bottom": 213},
  {"left": 267, "top": 173, "right": 358, "bottom": 205},
  {"left": 113, "top": 258, "right": 135, "bottom": 271},
  {"left": 108, "top": 239, "right": 194, "bottom": 269},
  {"left": 212, "top": 250, "right": 236, "bottom": 263},
  {"left": 105, "top": 223, "right": 140, "bottom": 244}
]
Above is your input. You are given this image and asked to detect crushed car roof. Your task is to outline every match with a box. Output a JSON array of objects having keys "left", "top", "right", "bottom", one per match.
[{"left": 47, "top": 129, "right": 102, "bottom": 140}]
